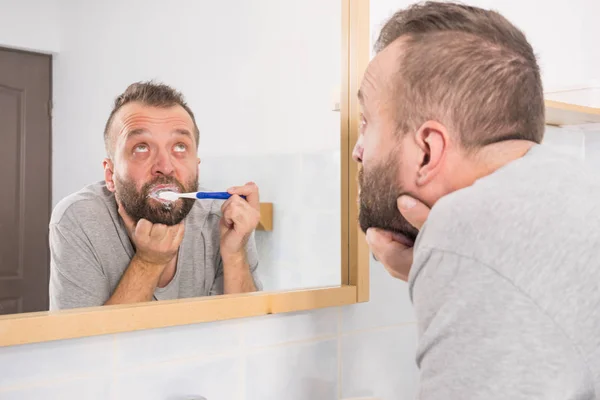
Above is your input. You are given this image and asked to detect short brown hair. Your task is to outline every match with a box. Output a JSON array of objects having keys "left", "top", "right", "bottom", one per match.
[
  {"left": 103, "top": 81, "right": 200, "bottom": 156},
  {"left": 375, "top": 1, "right": 545, "bottom": 149}
]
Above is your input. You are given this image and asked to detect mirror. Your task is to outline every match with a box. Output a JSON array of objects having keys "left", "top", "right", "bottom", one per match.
[{"left": 0, "top": 0, "right": 348, "bottom": 318}]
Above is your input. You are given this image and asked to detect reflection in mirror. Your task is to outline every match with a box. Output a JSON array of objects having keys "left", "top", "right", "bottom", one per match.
[{"left": 0, "top": 0, "right": 342, "bottom": 314}]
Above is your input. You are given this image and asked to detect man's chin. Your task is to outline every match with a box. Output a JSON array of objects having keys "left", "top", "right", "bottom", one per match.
[
  {"left": 133, "top": 205, "right": 182, "bottom": 226},
  {"left": 144, "top": 214, "right": 185, "bottom": 226}
]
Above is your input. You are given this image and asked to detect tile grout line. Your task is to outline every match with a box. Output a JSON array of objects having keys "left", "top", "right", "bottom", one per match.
[
  {"left": 244, "top": 333, "right": 339, "bottom": 355},
  {"left": 90, "top": 328, "right": 340, "bottom": 380},
  {"left": 0, "top": 335, "right": 123, "bottom": 395},
  {"left": 341, "top": 321, "right": 417, "bottom": 338},
  {"left": 0, "top": 372, "right": 102, "bottom": 394}
]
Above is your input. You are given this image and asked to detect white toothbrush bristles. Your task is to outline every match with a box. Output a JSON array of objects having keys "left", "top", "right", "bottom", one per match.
[{"left": 157, "top": 191, "right": 180, "bottom": 201}]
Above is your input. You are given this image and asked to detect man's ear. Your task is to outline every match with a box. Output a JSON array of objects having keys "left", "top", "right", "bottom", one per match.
[
  {"left": 103, "top": 158, "right": 116, "bottom": 192},
  {"left": 414, "top": 120, "right": 449, "bottom": 186}
]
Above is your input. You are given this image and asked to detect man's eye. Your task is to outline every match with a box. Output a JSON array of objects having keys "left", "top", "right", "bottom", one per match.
[
  {"left": 174, "top": 143, "right": 187, "bottom": 152},
  {"left": 134, "top": 144, "right": 149, "bottom": 153}
]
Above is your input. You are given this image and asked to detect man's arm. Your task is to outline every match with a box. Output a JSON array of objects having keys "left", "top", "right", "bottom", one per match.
[
  {"left": 222, "top": 251, "right": 257, "bottom": 294},
  {"left": 411, "top": 249, "right": 593, "bottom": 399},
  {"left": 104, "top": 202, "right": 185, "bottom": 305},
  {"left": 103, "top": 255, "right": 166, "bottom": 305},
  {"left": 217, "top": 182, "right": 262, "bottom": 294}
]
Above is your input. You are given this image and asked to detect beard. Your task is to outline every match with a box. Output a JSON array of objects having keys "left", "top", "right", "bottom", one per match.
[
  {"left": 358, "top": 152, "right": 419, "bottom": 244},
  {"left": 115, "top": 174, "right": 198, "bottom": 226}
]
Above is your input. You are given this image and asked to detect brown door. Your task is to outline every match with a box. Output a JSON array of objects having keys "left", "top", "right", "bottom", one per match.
[{"left": 0, "top": 47, "right": 52, "bottom": 314}]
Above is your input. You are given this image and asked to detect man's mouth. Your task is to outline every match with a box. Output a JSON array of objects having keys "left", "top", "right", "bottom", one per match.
[{"left": 147, "top": 184, "right": 181, "bottom": 203}]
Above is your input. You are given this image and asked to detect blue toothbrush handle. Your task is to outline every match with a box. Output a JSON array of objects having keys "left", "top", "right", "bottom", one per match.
[{"left": 194, "top": 192, "right": 246, "bottom": 200}]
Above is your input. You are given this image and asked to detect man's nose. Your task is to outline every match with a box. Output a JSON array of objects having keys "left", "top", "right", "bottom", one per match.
[
  {"left": 151, "top": 150, "right": 175, "bottom": 176},
  {"left": 352, "top": 138, "right": 364, "bottom": 163}
]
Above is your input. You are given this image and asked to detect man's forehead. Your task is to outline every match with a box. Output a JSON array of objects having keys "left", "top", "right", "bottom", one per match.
[
  {"left": 113, "top": 102, "right": 194, "bottom": 130},
  {"left": 360, "top": 38, "right": 405, "bottom": 102}
]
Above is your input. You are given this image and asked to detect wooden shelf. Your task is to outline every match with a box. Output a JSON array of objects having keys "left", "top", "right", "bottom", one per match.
[
  {"left": 257, "top": 202, "right": 273, "bottom": 231},
  {"left": 545, "top": 100, "right": 600, "bottom": 126}
]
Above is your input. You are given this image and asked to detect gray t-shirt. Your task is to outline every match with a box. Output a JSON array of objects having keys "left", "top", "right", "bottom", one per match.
[
  {"left": 410, "top": 144, "right": 600, "bottom": 399},
  {"left": 48, "top": 181, "right": 261, "bottom": 310}
]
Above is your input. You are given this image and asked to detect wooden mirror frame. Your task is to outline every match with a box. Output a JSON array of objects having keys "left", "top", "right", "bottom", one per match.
[{"left": 0, "top": 0, "right": 371, "bottom": 347}]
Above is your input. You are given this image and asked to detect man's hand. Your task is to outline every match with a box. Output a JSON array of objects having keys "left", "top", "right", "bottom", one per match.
[
  {"left": 365, "top": 196, "right": 430, "bottom": 282},
  {"left": 220, "top": 182, "right": 260, "bottom": 259},
  {"left": 118, "top": 202, "right": 185, "bottom": 268}
]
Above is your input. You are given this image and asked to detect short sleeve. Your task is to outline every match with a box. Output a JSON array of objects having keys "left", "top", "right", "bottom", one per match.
[{"left": 48, "top": 223, "right": 111, "bottom": 310}]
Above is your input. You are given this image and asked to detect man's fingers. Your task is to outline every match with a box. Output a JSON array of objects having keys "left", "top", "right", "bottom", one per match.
[
  {"left": 365, "top": 227, "right": 390, "bottom": 247},
  {"left": 149, "top": 223, "right": 167, "bottom": 240},
  {"left": 366, "top": 228, "right": 398, "bottom": 255},
  {"left": 397, "top": 195, "right": 430, "bottom": 230},
  {"left": 135, "top": 218, "right": 152, "bottom": 236},
  {"left": 227, "top": 182, "right": 259, "bottom": 210},
  {"left": 224, "top": 201, "right": 258, "bottom": 231}
]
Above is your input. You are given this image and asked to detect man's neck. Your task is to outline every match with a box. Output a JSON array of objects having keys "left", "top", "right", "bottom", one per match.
[{"left": 451, "top": 140, "right": 536, "bottom": 190}]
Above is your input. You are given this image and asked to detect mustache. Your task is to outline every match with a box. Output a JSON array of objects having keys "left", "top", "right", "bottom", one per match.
[{"left": 140, "top": 176, "right": 186, "bottom": 196}]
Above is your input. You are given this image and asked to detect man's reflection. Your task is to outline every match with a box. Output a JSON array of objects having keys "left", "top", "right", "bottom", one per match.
[{"left": 49, "top": 81, "right": 261, "bottom": 310}]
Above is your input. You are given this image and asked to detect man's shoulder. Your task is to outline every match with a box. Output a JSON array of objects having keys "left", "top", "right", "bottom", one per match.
[
  {"left": 416, "top": 143, "right": 600, "bottom": 263},
  {"left": 51, "top": 181, "right": 116, "bottom": 229}
]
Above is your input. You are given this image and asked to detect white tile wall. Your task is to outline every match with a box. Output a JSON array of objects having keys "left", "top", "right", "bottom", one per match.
[
  {"left": 113, "top": 355, "right": 241, "bottom": 400},
  {"left": 342, "top": 259, "right": 415, "bottom": 333},
  {"left": 0, "top": 334, "right": 114, "bottom": 388},
  {"left": 242, "top": 308, "right": 338, "bottom": 348},
  {"left": 114, "top": 320, "right": 242, "bottom": 369},
  {"left": 341, "top": 325, "right": 419, "bottom": 400},
  {"left": 245, "top": 339, "right": 338, "bottom": 400},
  {"left": 0, "top": 375, "right": 111, "bottom": 400}
]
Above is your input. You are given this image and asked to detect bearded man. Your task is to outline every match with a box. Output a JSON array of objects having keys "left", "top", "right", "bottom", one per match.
[
  {"left": 353, "top": 2, "right": 600, "bottom": 398},
  {"left": 49, "top": 81, "right": 261, "bottom": 310}
]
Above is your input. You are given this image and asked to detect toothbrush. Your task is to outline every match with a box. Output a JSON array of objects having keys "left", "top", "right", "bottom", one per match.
[{"left": 157, "top": 191, "right": 246, "bottom": 201}]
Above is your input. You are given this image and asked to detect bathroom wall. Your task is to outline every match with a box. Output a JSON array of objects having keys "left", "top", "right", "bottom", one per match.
[
  {"left": 0, "top": 0, "right": 60, "bottom": 53},
  {"left": 0, "top": 0, "right": 599, "bottom": 399},
  {"left": 371, "top": 0, "right": 600, "bottom": 92}
]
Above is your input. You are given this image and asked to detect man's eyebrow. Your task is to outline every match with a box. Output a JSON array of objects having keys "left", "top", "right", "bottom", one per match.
[
  {"left": 357, "top": 89, "right": 365, "bottom": 104},
  {"left": 173, "top": 129, "right": 194, "bottom": 140},
  {"left": 124, "top": 128, "right": 149, "bottom": 140},
  {"left": 124, "top": 128, "right": 194, "bottom": 140}
]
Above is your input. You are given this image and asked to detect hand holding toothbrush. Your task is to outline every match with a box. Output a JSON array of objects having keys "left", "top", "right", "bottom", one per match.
[{"left": 219, "top": 181, "right": 261, "bottom": 260}]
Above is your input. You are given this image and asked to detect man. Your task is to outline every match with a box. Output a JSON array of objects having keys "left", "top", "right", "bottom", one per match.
[
  {"left": 354, "top": 2, "right": 600, "bottom": 398},
  {"left": 49, "top": 81, "right": 261, "bottom": 310}
]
